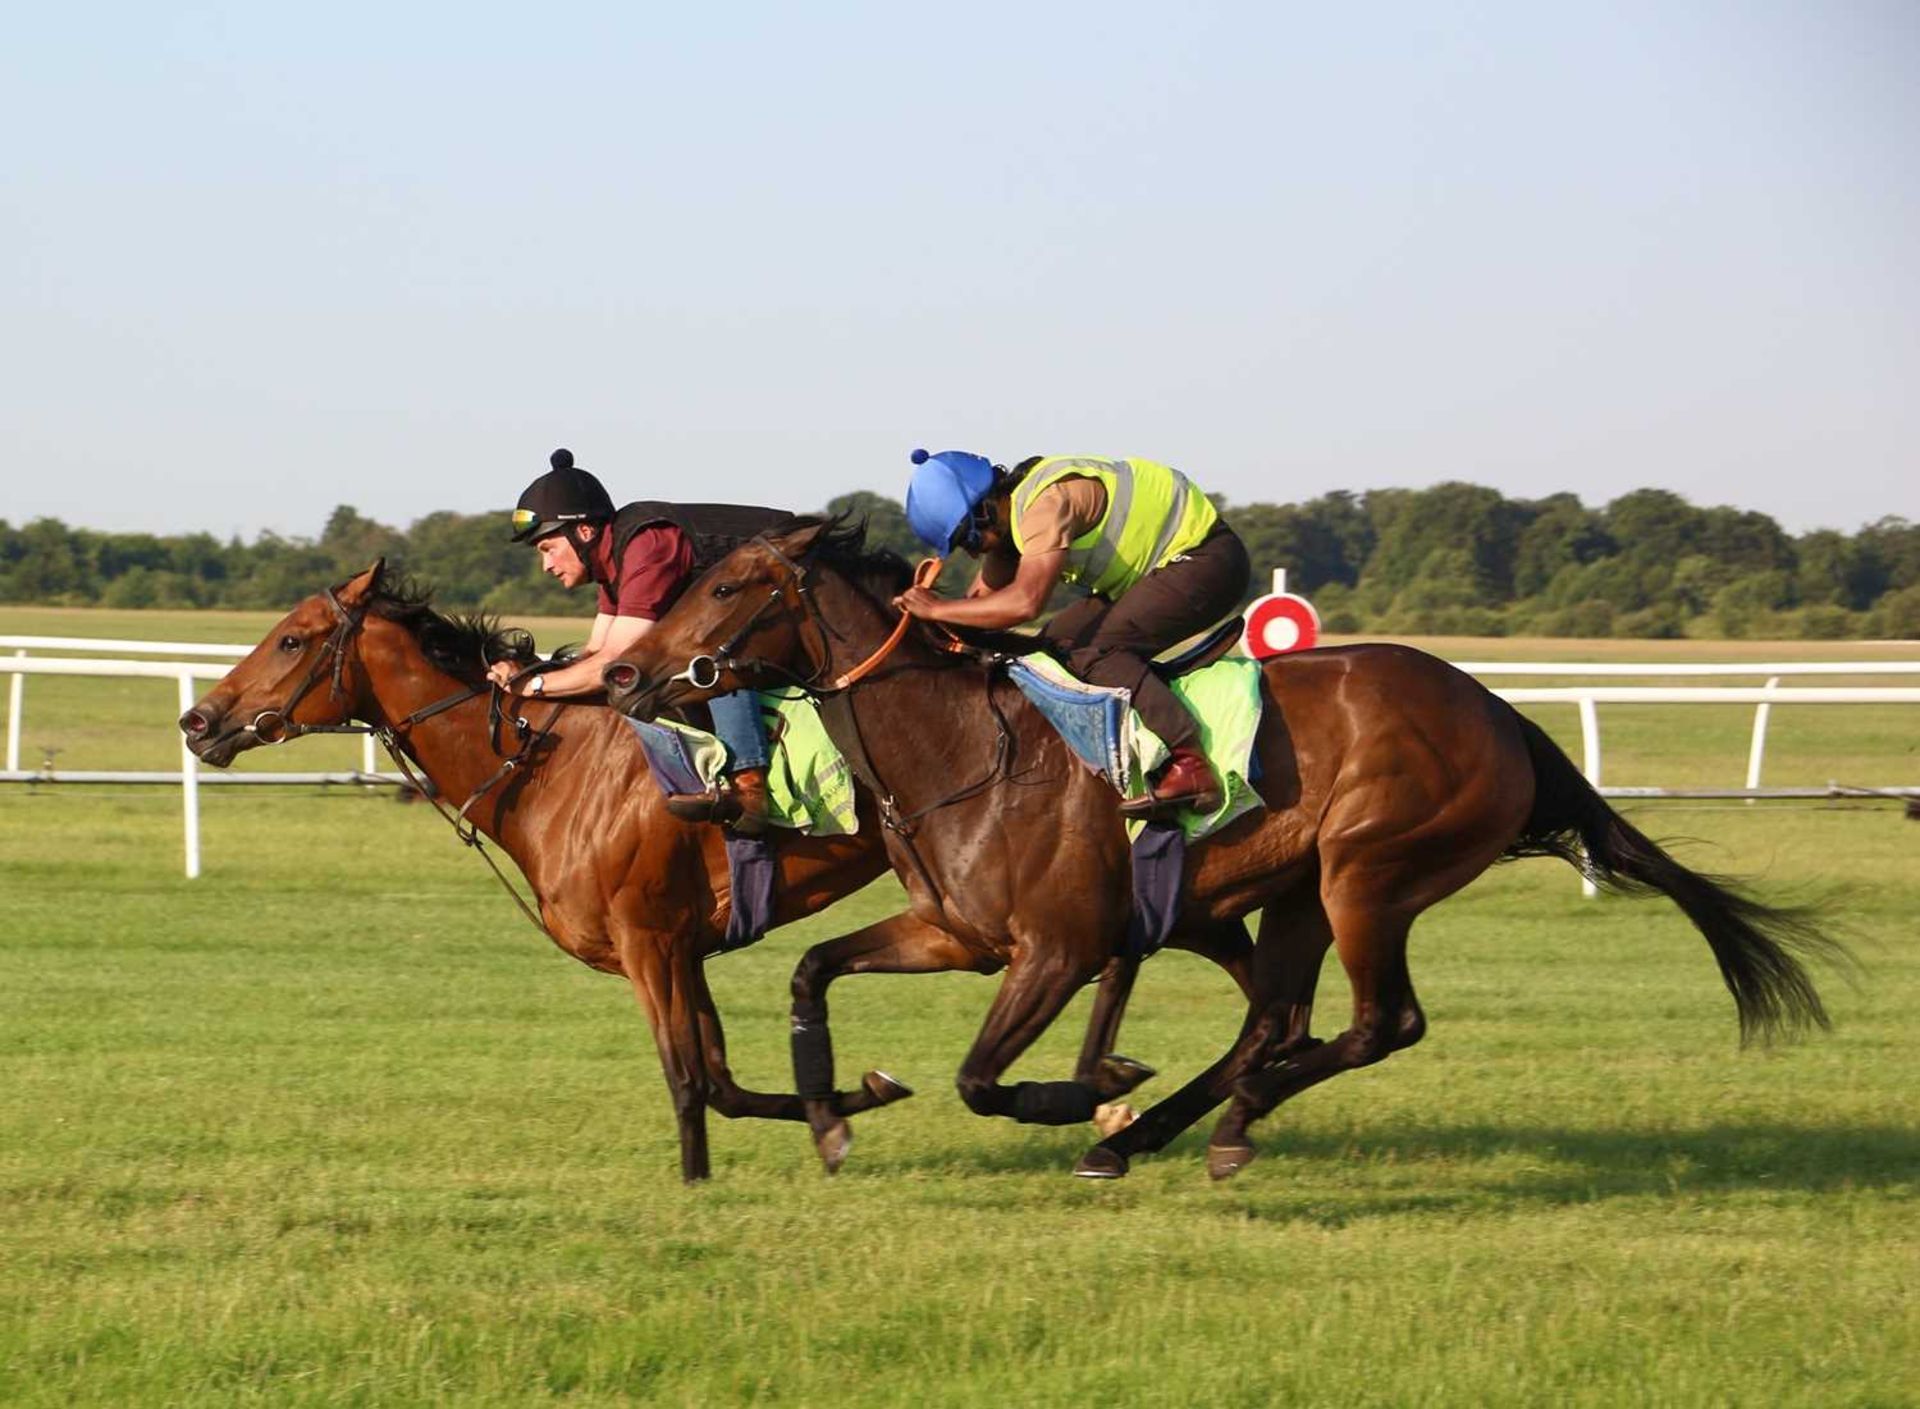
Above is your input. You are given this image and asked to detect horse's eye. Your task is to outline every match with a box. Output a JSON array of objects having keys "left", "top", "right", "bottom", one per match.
[
  {"left": 712, "top": 582, "right": 738, "bottom": 599},
  {"left": 279, "top": 635, "right": 302, "bottom": 653}
]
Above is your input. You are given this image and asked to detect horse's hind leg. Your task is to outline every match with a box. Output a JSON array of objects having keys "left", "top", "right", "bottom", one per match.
[
  {"left": 1206, "top": 901, "right": 1423, "bottom": 1180},
  {"left": 789, "top": 910, "right": 992, "bottom": 1172},
  {"left": 1075, "top": 896, "right": 1332, "bottom": 1179}
]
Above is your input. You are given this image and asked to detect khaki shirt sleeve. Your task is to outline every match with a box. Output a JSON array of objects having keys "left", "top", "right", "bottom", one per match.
[{"left": 1013, "top": 476, "right": 1109, "bottom": 555}]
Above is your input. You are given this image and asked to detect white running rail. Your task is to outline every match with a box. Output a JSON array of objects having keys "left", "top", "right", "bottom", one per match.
[
  {"left": 2, "top": 640, "right": 399, "bottom": 878},
  {"left": 1467, "top": 660, "right": 1920, "bottom": 895},
  {"left": 3, "top": 639, "right": 1917, "bottom": 884}
]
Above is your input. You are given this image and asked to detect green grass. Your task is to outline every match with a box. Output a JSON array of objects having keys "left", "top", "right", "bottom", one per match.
[{"left": 1, "top": 612, "right": 1917, "bottom": 1405}]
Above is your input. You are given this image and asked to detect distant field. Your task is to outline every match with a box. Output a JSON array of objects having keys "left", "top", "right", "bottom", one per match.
[{"left": 1, "top": 608, "right": 1916, "bottom": 1405}]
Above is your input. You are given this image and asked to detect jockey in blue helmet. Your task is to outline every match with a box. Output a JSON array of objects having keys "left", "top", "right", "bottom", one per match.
[
  {"left": 897, "top": 448, "right": 1251, "bottom": 819},
  {"left": 904, "top": 448, "right": 1000, "bottom": 555}
]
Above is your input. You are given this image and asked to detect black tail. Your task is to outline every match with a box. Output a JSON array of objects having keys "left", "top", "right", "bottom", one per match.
[{"left": 1504, "top": 709, "right": 1847, "bottom": 1044}]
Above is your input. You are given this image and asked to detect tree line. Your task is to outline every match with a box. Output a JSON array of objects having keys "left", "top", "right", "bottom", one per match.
[{"left": 3, "top": 483, "right": 1918, "bottom": 639}]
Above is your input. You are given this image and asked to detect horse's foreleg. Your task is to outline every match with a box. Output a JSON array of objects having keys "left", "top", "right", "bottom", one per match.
[
  {"left": 789, "top": 910, "right": 988, "bottom": 1172},
  {"left": 1077, "top": 900, "right": 1331, "bottom": 1179},
  {"left": 688, "top": 961, "right": 913, "bottom": 1123},
  {"left": 1073, "top": 955, "right": 1137, "bottom": 1084},
  {"left": 1069, "top": 955, "right": 1159, "bottom": 1109},
  {"left": 953, "top": 945, "right": 1112, "bottom": 1131},
  {"left": 619, "top": 931, "right": 716, "bottom": 1183},
  {"left": 1069, "top": 919, "right": 1257, "bottom": 1131}
]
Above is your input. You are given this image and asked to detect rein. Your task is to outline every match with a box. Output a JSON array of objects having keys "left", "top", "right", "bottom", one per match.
[
  {"left": 829, "top": 556, "right": 948, "bottom": 689},
  {"left": 660, "top": 547, "right": 963, "bottom": 701},
  {"left": 819, "top": 672, "right": 1016, "bottom": 838},
  {"left": 374, "top": 706, "right": 563, "bottom": 939},
  {"left": 725, "top": 542, "right": 1013, "bottom": 851},
  {"left": 644, "top": 533, "right": 1010, "bottom": 866}
]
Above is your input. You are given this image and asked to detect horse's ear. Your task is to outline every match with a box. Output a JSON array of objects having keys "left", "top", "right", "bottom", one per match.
[
  {"left": 337, "top": 558, "right": 386, "bottom": 606},
  {"left": 771, "top": 520, "right": 835, "bottom": 560}
]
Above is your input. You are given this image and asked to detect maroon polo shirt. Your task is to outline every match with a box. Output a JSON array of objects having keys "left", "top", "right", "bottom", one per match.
[{"left": 588, "top": 523, "right": 696, "bottom": 621}]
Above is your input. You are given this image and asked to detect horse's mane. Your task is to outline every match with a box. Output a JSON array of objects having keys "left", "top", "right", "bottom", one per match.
[
  {"left": 791, "top": 513, "right": 1056, "bottom": 662},
  {"left": 364, "top": 576, "right": 537, "bottom": 680},
  {"left": 790, "top": 513, "right": 914, "bottom": 598}
]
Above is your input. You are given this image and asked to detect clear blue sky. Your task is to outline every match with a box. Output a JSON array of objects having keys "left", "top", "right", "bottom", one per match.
[{"left": 3, "top": 2, "right": 1914, "bottom": 540}]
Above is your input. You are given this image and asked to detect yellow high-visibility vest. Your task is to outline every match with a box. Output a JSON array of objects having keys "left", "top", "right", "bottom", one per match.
[{"left": 1010, "top": 456, "right": 1218, "bottom": 598}]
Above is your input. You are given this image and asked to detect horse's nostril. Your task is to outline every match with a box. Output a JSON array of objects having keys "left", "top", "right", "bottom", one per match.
[
  {"left": 179, "top": 710, "right": 211, "bottom": 738},
  {"left": 603, "top": 663, "right": 640, "bottom": 693}
]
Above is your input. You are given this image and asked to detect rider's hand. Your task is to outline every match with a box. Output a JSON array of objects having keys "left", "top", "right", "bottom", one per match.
[
  {"left": 486, "top": 660, "right": 518, "bottom": 690},
  {"left": 893, "top": 586, "right": 944, "bottom": 619}
]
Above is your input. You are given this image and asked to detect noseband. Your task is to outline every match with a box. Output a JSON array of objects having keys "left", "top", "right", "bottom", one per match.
[{"left": 662, "top": 537, "right": 838, "bottom": 698}]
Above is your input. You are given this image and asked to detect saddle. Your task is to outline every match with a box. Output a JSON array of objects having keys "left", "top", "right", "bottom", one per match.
[
  {"left": 999, "top": 644, "right": 1265, "bottom": 842},
  {"left": 1150, "top": 614, "right": 1244, "bottom": 679}
]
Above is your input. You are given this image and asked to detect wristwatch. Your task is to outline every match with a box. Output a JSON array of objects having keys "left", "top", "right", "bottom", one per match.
[{"left": 528, "top": 675, "right": 546, "bottom": 697}]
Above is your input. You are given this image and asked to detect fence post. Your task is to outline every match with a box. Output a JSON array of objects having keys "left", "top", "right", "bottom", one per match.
[
  {"left": 177, "top": 672, "right": 201, "bottom": 879},
  {"left": 1578, "top": 696, "right": 1601, "bottom": 899},
  {"left": 6, "top": 649, "right": 22, "bottom": 773},
  {"left": 1745, "top": 675, "right": 1781, "bottom": 801}
]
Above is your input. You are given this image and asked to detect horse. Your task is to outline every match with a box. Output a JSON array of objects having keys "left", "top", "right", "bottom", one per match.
[
  {"left": 600, "top": 517, "right": 1843, "bottom": 1180},
  {"left": 176, "top": 561, "right": 1245, "bottom": 1180}
]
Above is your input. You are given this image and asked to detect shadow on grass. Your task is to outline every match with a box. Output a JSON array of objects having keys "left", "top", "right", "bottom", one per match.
[{"left": 873, "top": 1117, "right": 1919, "bottom": 1208}]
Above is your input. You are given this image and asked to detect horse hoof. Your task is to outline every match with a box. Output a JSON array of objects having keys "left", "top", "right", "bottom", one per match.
[
  {"left": 814, "top": 1120, "right": 853, "bottom": 1174},
  {"left": 1207, "top": 1142, "right": 1257, "bottom": 1181},
  {"left": 862, "top": 1070, "right": 914, "bottom": 1105},
  {"left": 1074, "top": 1147, "right": 1130, "bottom": 1180},
  {"left": 1092, "top": 1102, "right": 1138, "bottom": 1138},
  {"left": 1092, "top": 1054, "right": 1158, "bottom": 1099}
]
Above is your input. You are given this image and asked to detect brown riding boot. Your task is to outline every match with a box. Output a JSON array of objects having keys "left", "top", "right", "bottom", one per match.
[
  {"left": 665, "top": 767, "right": 771, "bottom": 836},
  {"left": 1118, "top": 747, "right": 1222, "bottom": 820}
]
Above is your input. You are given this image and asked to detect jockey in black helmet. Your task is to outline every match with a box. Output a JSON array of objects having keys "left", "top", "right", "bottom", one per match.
[{"left": 492, "top": 448, "right": 794, "bottom": 834}]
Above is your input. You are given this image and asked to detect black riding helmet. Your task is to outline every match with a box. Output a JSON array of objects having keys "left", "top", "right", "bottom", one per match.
[{"left": 510, "top": 448, "right": 616, "bottom": 543}]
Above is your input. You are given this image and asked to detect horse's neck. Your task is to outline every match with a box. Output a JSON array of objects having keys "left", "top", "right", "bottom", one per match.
[
  {"left": 812, "top": 572, "right": 999, "bottom": 789},
  {"left": 358, "top": 634, "right": 549, "bottom": 819},
  {"left": 814, "top": 571, "right": 925, "bottom": 673}
]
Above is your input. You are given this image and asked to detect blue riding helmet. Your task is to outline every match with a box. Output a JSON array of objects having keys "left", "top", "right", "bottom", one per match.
[{"left": 904, "top": 448, "right": 998, "bottom": 553}]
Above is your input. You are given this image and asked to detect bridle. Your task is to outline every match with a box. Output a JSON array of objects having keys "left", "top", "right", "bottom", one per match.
[
  {"left": 242, "top": 585, "right": 502, "bottom": 747},
  {"left": 652, "top": 537, "right": 1009, "bottom": 857},
  {"left": 242, "top": 586, "right": 381, "bottom": 744},
  {"left": 232, "top": 582, "right": 559, "bottom": 936},
  {"left": 656, "top": 536, "right": 951, "bottom": 701}
]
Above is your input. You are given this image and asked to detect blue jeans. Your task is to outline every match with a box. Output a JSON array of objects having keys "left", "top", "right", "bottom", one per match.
[{"left": 707, "top": 690, "right": 770, "bottom": 774}]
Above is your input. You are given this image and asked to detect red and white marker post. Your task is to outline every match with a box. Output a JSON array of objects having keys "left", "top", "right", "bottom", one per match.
[{"left": 1241, "top": 569, "right": 1321, "bottom": 660}]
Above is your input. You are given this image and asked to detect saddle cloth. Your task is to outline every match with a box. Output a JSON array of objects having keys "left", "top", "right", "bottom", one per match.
[
  {"left": 623, "top": 694, "right": 858, "bottom": 835},
  {"left": 1003, "top": 652, "right": 1265, "bottom": 842},
  {"left": 623, "top": 655, "right": 1264, "bottom": 844}
]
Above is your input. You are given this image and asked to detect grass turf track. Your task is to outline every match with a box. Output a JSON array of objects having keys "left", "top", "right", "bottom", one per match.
[{"left": 1, "top": 608, "right": 1916, "bottom": 1405}]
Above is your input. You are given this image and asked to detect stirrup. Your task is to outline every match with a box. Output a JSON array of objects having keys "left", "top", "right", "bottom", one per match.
[
  {"left": 665, "top": 781, "right": 768, "bottom": 836},
  {"left": 664, "top": 786, "right": 729, "bottom": 823},
  {"left": 1117, "top": 787, "right": 1222, "bottom": 821}
]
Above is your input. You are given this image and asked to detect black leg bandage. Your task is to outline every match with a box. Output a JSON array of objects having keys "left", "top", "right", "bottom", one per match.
[
  {"left": 790, "top": 1013, "right": 836, "bottom": 1101},
  {"left": 1010, "top": 1080, "right": 1099, "bottom": 1126}
]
